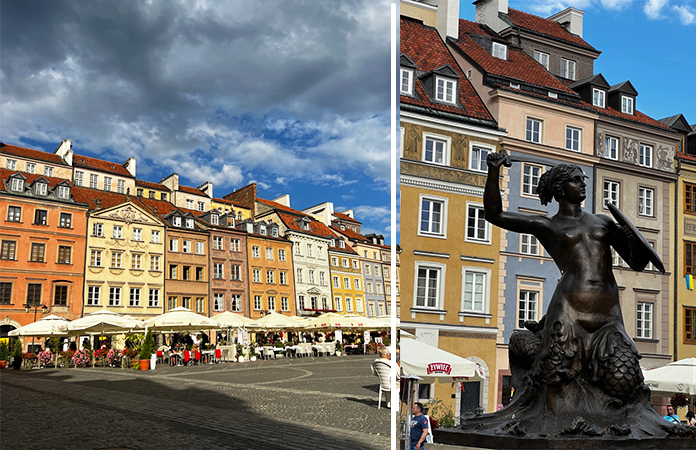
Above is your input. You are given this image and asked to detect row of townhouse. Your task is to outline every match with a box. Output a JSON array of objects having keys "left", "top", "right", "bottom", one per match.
[
  {"left": 0, "top": 143, "right": 398, "bottom": 342},
  {"left": 400, "top": 0, "right": 695, "bottom": 420}
]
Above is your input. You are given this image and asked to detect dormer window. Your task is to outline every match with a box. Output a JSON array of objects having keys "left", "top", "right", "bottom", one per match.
[
  {"left": 400, "top": 68, "right": 413, "bottom": 95},
  {"left": 57, "top": 185, "right": 70, "bottom": 199},
  {"left": 211, "top": 215, "right": 219, "bottom": 225},
  {"left": 246, "top": 223, "right": 254, "bottom": 233},
  {"left": 622, "top": 96, "right": 634, "bottom": 115},
  {"left": 593, "top": 89, "right": 606, "bottom": 108},
  {"left": 10, "top": 177, "right": 24, "bottom": 192},
  {"left": 173, "top": 217, "right": 182, "bottom": 227},
  {"left": 339, "top": 241, "right": 345, "bottom": 249},
  {"left": 561, "top": 59, "right": 576, "bottom": 81},
  {"left": 435, "top": 77, "right": 455, "bottom": 103},
  {"left": 331, "top": 239, "right": 336, "bottom": 247},
  {"left": 533, "top": 51, "right": 549, "bottom": 70},
  {"left": 228, "top": 217, "right": 235, "bottom": 228},
  {"left": 510, "top": 83, "right": 520, "bottom": 90},
  {"left": 35, "top": 182, "right": 47, "bottom": 196},
  {"left": 260, "top": 225, "right": 267, "bottom": 235},
  {"left": 186, "top": 218, "right": 194, "bottom": 229},
  {"left": 271, "top": 227, "right": 279, "bottom": 237},
  {"left": 492, "top": 42, "right": 507, "bottom": 60}
]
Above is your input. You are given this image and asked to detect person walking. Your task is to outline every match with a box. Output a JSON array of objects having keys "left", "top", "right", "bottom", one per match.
[
  {"left": 409, "top": 402, "right": 429, "bottom": 450},
  {"left": 685, "top": 410, "right": 695, "bottom": 426},
  {"left": 663, "top": 405, "right": 680, "bottom": 424}
]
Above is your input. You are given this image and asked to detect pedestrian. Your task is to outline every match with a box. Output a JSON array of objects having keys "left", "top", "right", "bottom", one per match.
[
  {"left": 686, "top": 411, "right": 696, "bottom": 426},
  {"left": 409, "top": 402, "right": 429, "bottom": 450},
  {"left": 663, "top": 405, "right": 680, "bottom": 424}
]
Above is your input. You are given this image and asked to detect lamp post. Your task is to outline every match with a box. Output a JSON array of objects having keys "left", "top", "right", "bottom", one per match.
[{"left": 24, "top": 303, "right": 48, "bottom": 353}]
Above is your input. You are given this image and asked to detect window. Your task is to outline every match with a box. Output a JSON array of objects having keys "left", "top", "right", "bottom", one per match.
[
  {"left": 566, "top": 127, "right": 581, "bottom": 152},
  {"left": 333, "top": 276, "right": 340, "bottom": 288},
  {"left": 104, "top": 177, "right": 112, "bottom": 192},
  {"left": 193, "top": 241, "right": 203, "bottom": 255},
  {"left": 593, "top": 89, "right": 605, "bottom": 108},
  {"left": 309, "top": 270, "right": 315, "bottom": 284},
  {"left": 331, "top": 256, "right": 338, "bottom": 266},
  {"left": 254, "top": 295, "right": 262, "bottom": 310},
  {"left": 35, "top": 182, "right": 47, "bottom": 196},
  {"left": 462, "top": 269, "right": 487, "bottom": 313},
  {"left": 622, "top": 96, "right": 634, "bottom": 115},
  {"left": 384, "top": 267, "right": 389, "bottom": 278},
  {"left": 354, "top": 279, "right": 361, "bottom": 290},
  {"left": 30, "top": 243, "right": 46, "bottom": 262},
  {"left": 150, "top": 255, "right": 160, "bottom": 271},
  {"left": 603, "top": 181, "right": 620, "bottom": 208},
  {"left": 253, "top": 269, "right": 261, "bottom": 283},
  {"left": 364, "top": 264, "right": 372, "bottom": 276},
  {"left": 7, "top": 206, "right": 21, "bottom": 222},
  {"left": 374, "top": 265, "right": 380, "bottom": 277},
  {"left": 169, "top": 265, "right": 178, "bottom": 280},
  {"left": 435, "top": 77, "right": 456, "bottom": 103},
  {"left": 87, "top": 286, "right": 101, "bottom": 306},
  {"left": 109, "top": 287, "right": 121, "bottom": 306},
  {"left": 137, "top": 188, "right": 144, "bottom": 197},
  {"left": 423, "top": 136, "right": 447, "bottom": 164},
  {"left": 306, "top": 244, "right": 312, "bottom": 257},
  {"left": 186, "top": 199, "right": 194, "bottom": 209},
  {"left": 74, "top": 171, "right": 83, "bottom": 186},
  {"left": 197, "top": 201, "right": 205, "bottom": 211},
  {"left": 335, "top": 297, "right": 342, "bottom": 311},
  {"left": 1, "top": 240, "right": 16, "bottom": 260},
  {"left": 90, "top": 174, "right": 98, "bottom": 189},
  {"left": 282, "top": 297, "right": 289, "bottom": 311},
  {"left": 168, "top": 297, "right": 177, "bottom": 310},
  {"left": 296, "top": 268, "right": 303, "bottom": 283},
  {"left": 295, "top": 244, "right": 301, "bottom": 255},
  {"left": 353, "top": 260, "right": 360, "bottom": 269},
  {"left": 34, "top": 209, "right": 48, "bottom": 225},
  {"left": 533, "top": 50, "right": 549, "bottom": 70},
  {"left": 386, "top": 285, "right": 391, "bottom": 295},
  {"left": 639, "top": 144, "right": 652, "bottom": 167},
  {"left": 212, "top": 236, "right": 223, "bottom": 250},
  {"left": 470, "top": 146, "right": 490, "bottom": 172},
  {"left": 250, "top": 246, "right": 259, "bottom": 259},
  {"left": 267, "top": 270, "right": 275, "bottom": 284},
  {"left": 151, "top": 230, "right": 160, "bottom": 243},
  {"left": 57, "top": 185, "right": 70, "bottom": 199},
  {"left": 231, "top": 294, "right": 241, "bottom": 311},
  {"left": 686, "top": 183, "right": 696, "bottom": 213},
  {"left": 161, "top": 193, "right": 167, "bottom": 201},
  {"left": 186, "top": 219, "right": 194, "bottom": 229},
  {"left": 214, "top": 293, "right": 224, "bottom": 311},
  {"left": 10, "top": 178, "right": 24, "bottom": 192},
  {"left": 415, "top": 266, "right": 441, "bottom": 308},
  {"left": 231, "top": 238, "right": 240, "bottom": 252},
  {"left": 280, "top": 271, "right": 287, "bottom": 285},
  {"left": 522, "top": 164, "right": 541, "bottom": 196},
  {"left": 639, "top": 188, "right": 654, "bottom": 216},
  {"left": 686, "top": 307, "right": 696, "bottom": 343},
  {"left": 376, "top": 284, "right": 383, "bottom": 294},
  {"left": 44, "top": 167, "right": 53, "bottom": 177},
  {"left": 342, "top": 258, "right": 349, "bottom": 268},
  {"left": 518, "top": 290, "right": 538, "bottom": 328},
  {"left": 90, "top": 250, "right": 102, "bottom": 267},
  {"left": 561, "top": 58, "right": 576, "bottom": 80},
  {"left": 113, "top": 225, "right": 123, "bottom": 239},
  {"left": 356, "top": 298, "right": 364, "bottom": 313},
  {"left": 111, "top": 252, "right": 122, "bottom": 268},
  {"left": 149, "top": 289, "right": 160, "bottom": 307},
  {"left": 169, "top": 238, "right": 178, "bottom": 252},
  {"left": 5, "top": 159, "right": 16, "bottom": 170},
  {"left": 268, "top": 296, "right": 276, "bottom": 311},
  {"left": 400, "top": 68, "right": 413, "bottom": 95},
  {"left": 59, "top": 213, "right": 72, "bottom": 228},
  {"left": 344, "top": 277, "right": 351, "bottom": 289},
  {"left": 58, "top": 246, "right": 71, "bottom": 264},
  {"left": 520, "top": 234, "right": 540, "bottom": 255},
  {"left": 182, "top": 266, "right": 191, "bottom": 280},
  {"left": 266, "top": 247, "right": 273, "bottom": 260},
  {"left": 345, "top": 297, "right": 353, "bottom": 312},
  {"left": 492, "top": 42, "right": 507, "bottom": 60},
  {"left": 605, "top": 136, "right": 618, "bottom": 160},
  {"left": 130, "top": 288, "right": 141, "bottom": 307},
  {"left": 182, "top": 297, "right": 191, "bottom": 309},
  {"left": 92, "top": 223, "right": 103, "bottom": 237},
  {"left": 298, "top": 295, "right": 306, "bottom": 310},
  {"left": 526, "top": 118, "right": 542, "bottom": 143},
  {"left": 53, "top": 285, "right": 68, "bottom": 306},
  {"left": 419, "top": 196, "right": 445, "bottom": 237},
  {"left": 130, "top": 228, "right": 142, "bottom": 241},
  {"left": 230, "top": 264, "right": 242, "bottom": 280},
  {"left": 271, "top": 227, "right": 279, "bottom": 237},
  {"left": 636, "top": 302, "right": 653, "bottom": 339},
  {"left": 173, "top": 217, "right": 182, "bottom": 227},
  {"left": 118, "top": 179, "right": 126, "bottom": 193},
  {"left": 259, "top": 225, "right": 267, "bottom": 236},
  {"left": 466, "top": 204, "right": 488, "bottom": 243},
  {"left": 367, "top": 282, "right": 373, "bottom": 293}
]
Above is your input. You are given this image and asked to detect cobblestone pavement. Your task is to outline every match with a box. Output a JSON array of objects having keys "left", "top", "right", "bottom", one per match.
[{"left": 1, "top": 355, "right": 391, "bottom": 450}]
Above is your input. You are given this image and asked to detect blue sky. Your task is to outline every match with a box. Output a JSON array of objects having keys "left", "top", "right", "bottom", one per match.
[
  {"left": 1, "top": 0, "right": 393, "bottom": 242},
  {"left": 459, "top": 0, "right": 696, "bottom": 123}
]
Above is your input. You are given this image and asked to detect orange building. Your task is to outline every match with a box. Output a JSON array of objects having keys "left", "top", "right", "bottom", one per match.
[{"left": 0, "top": 169, "right": 88, "bottom": 348}]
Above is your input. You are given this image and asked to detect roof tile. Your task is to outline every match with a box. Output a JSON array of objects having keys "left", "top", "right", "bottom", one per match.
[
  {"left": 0, "top": 143, "right": 65, "bottom": 165},
  {"left": 73, "top": 153, "right": 132, "bottom": 177},
  {"left": 505, "top": 8, "right": 598, "bottom": 51}
]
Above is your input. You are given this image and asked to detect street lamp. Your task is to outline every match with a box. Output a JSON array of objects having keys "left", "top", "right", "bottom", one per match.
[{"left": 24, "top": 303, "right": 48, "bottom": 353}]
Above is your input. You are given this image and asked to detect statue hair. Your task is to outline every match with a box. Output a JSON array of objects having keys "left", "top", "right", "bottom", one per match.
[{"left": 537, "top": 163, "right": 583, "bottom": 206}]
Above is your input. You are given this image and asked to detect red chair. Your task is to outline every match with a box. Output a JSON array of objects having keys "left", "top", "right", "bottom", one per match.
[
  {"left": 215, "top": 348, "right": 222, "bottom": 363},
  {"left": 184, "top": 350, "right": 190, "bottom": 365},
  {"left": 156, "top": 350, "right": 164, "bottom": 365},
  {"left": 194, "top": 350, "right": 201, "bottom": 364}
]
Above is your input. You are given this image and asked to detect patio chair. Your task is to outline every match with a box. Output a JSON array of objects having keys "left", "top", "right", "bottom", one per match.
[
  {"left": 156, "top": 350, "right": 164, "bottom": 365},
  {"left": 194, "top": 350, "right": 201, "bottom": 365},
  {"left": 184, "top": 350, "right": 191, "bottom": 365},
  {"left": 263, "top": 346, "right": 275, "bottom": 360},
  {"left": 371, "top": 359, "right": 392, "bottom": 409},
  {"left": 215, "top": 348, "right": 222, "bottom": 363},
  {"left": 302, "top": 343, "right": 313, "bottom": 358},
  {"left": 325, "top": 343, "right": 335, "bottom": 356}
]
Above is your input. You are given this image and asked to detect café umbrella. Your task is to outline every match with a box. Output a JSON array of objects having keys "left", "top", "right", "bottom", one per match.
[
  {"left": 66, "top": 308, "right": 146, "bottom": 335},
  {"left": 145, "top": 307, "right": 221, "bottom": 333},
  {"left": 8, "top": 315, "right": 69, "bottom": 337},
  {"left": 252, "top": 312, "right": 307, "bottom": 331},
  {"left": 643, "top": 357, "right": 696, "bottom": 407}
]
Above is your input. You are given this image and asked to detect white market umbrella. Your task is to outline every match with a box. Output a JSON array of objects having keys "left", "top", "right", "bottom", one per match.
[
  {"left": 8, "top": 315, "right": 69, "bottom": 337},
  {"left": 400, "top": 337, "right": 485, "bottom": 383},
  {"left": 366, "top": 315, "right": 396, "bottom": 330},
  {"left": 643, "top": 358, "right": 696, "bottom": 402},
  {"left": 212, "top": 311, "right": 261, "bottom": 328},
  {"left": 67, "top": 308, "right": 146, "bottom": 335},
  {"left": 252, "top": 312, "right": 308, "bottom": 331},
  {"left": 146, "top": 306, "right": 221, "bottom": 333},
  {"left": 306, "top": 313, "right": 373, "bottom": 331}
]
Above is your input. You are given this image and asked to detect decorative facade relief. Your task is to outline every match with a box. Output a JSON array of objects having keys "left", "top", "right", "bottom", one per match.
[
  {"left": 107, "top": 206, "right": 152, "bottom": 225},
  {"left": 623, "top": 137, "right": 638, "bottom": 165},
  {"left": 656, "top": 144, "right": 675, "bottom": 171}
]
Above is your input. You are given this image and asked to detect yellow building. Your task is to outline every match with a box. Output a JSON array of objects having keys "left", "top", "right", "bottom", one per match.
[
  {"left": 676, "top": 152, "right": 696, "bottom": 360},
  {"left": 77, "top": 191, "right": 166, "bottom": 319},
  {"left": 328, "top": 236, "right": 365, "bottom": 316},
  {"left": 211, "top": 196, "right": 252, "bottom": 222}
]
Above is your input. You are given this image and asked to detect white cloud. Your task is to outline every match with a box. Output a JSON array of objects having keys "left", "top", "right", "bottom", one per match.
[
  {"left": 673, "top": 5, "right": 696, "bottom": 24},
  {"left": 352, "top": 205, "right": 391, "bottom": 224},
  {"left": 644, "top": 0, "right": 669, "bottom": 19},
  {"left": 599, "top": 0, "right": 635, "bottom": 9}
]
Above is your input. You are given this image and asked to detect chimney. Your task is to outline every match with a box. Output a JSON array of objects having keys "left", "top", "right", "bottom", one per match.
[
  {"left": 547, "top": 7, "right": 585, "bottom": 38},
  {"left": 160, "top": 173, "right": 179, "bottom": 192},
  {"left": 95, "top": 198, "right": 102, "bottom": 209},
  {"left": 55, "top": 139, "right": 73, "bottom": 166},
  {"left": 123, "top": 157, "right": 136, "bottom": 177},
  {"left": 272, "top": 194, "right": 291, "bottom": 207},
  {"left": 474, "top": 0, "right": 509, "bottom": 34},
  {"left": 434, "top": 0, "right": 460, "bottom": 40},
  {"left": 198, "top": 181, "right": 214, "bottom": 199}
]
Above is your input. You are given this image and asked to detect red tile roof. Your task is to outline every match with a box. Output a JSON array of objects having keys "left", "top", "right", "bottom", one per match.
[
  {"left": 0, "top": 168, "right": 72, "bottom": 190},
  {"left": 452, "top": 19, "right": 577, "bottom": 96},
  {"left": 505, "top": 8, "right": 598, "bottom": 52},
  {"left": 70, "top": 187, "right": 130, "bottom": 211},
  {"left": 73, "top": 153, "right": 133, "bottom": 177},
  {"left": 179, "top": 185, "right": 206, "bottom": 196},
  {"left": 331, "top": 225, "right": 368, "bottom": 243},
  {"left": 588, "top": 104, "right": 674, "bottom": 131},
  {"left": 677, "top": 151, "right": 696, "bottom": 163},
  {"left": 0, "top": 143, "right": 66, "bottom": 165},
  {"left": 136, "top": 179, "right": 170, "bottom": 191},
  {"left": 276, "top": 211, "right": 337, "bottom": 239},
  {"left": 334, "top": 211, "right": 360, "bottom": 224},
  {"left": 328, "top": 242, "right": 358, "bottom": 254},
  {"left": 400, "top": 16, "right": 496, "bottom": 124},
  {"left": 257, "top": 198, "right": 311, "bottom": 217}
]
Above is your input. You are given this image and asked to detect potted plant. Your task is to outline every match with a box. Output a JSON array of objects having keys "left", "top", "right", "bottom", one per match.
[
  {"left": 335, "top": 341, "right": 344, "bottom": 357},
  {"left": 248, "top": 346, "right": 257, "bottom": 361},
  {"left": 236, "top": 343, "right": 245, "bottom": 362},
  {"left": 12, "top": 339, "right": 23, "bottom": 370},
  {"left": 0, "top": 341, "right": 9, "bottom": 369},
  {"left": 139, "top": 329, "right": 154, "bottom": 370}
]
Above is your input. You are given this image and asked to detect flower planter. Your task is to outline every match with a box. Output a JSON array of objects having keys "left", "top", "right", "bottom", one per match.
[
  {"left": 237, "top": 356, "right": 246, "bottom": 362},
  {"left": 0, "top": 360, "right": 6, "bottom": 369},
  {"left": 139, "top": 359, "right": 150, "bottom": 370},
  {"left": 249, "top": 356, "right": 256, "bottom": 362},
  {"left": 336, "top": 351, "right": 342, "bottom": 357},
  {"left": 12, "top": 358, "right": 22, "bottom": 370}
]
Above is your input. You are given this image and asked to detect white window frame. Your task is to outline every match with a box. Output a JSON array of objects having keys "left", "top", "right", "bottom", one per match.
[
  {"left": 435, "top": 76, "right": 456, "bottom": 104},
  {"left": 173, "top": 217, "right": 182, "bottom": 227},
  {"left": 593, "top": 89, "right": 605, "bottom": 108},
  {"left": 214, "top": 293, "right": 224, "bottom": 312},
  {"left": 131, "top": 253, "right": 142, "bottom": 270},
  {"left": 639, "top": 144, "right": 653, "bottom": 168},
  {"left": 533, "top": 50, "right": 549, "bottom": 70},
  {"left": 266, "top": 247, "right": 273, "bottom": 260},
  {"left": 469, "top": 143, "right": 494, "bottom": 173},
  {"left": 492, "top": 42, "right": 507, "bottom": 60},
  {"left": 400, "top": 68, "right": 413, "bottom": 95},
  {"left": 605, "top": 136, "right": 619, "bottom": 160},
  {"left": 465, "top": 202, "right": 490, "bottom": 244},
  {"left": 518, "top": 290, "right": 539, "bottom": 329},
  {"left": 213, "top": 263, "right": 224, "bottom": 279},
  {"left": 10, "top": 178, "right": 23, "bottom": 192},
  {"left": 130, "top": 288, "right": 141, "bottom": 307},
  {"left": 639, "top": 187, "right": 654, "bottom": 217},
  {"left": 231, "top": 238, "right": 240, "bottom": 252},
  {"left": 109, "top": 287, "right": 121, "bottom": 306},
  {"left": 561, "top": 58, "right": 576, "bottom": 80},
  {"left": 637, "top": 301, "right": 653, "bottom": 339},
  {"left": 461, "top": 266, "right": 491, "bottom": 314},
  {"left": 252, "top": 246, "right": 260, "bottom": 258},
  {"left": 93, "top": 223, "right": 103, "bottom": 237},
  {"left": 89, "top": 174, "right": 98, "bottom": 189},
  {"left": 213, "top": 236, "right": 224, "bottom": 250},
  {"left": 132, "top": 228, "right": 142, "bottom": 241},
  {"left": 603, "top": 180, "right": 620, "bottom": 209},
  {"left": 622, "top": 96, "right": 634, "bottom": 115},
  {"left": 148, "top": 289, "right": 160, "bottom": 307},
  {"left": 186, "top": 218, "right": 194, "bottom": 229},
  {"left": 278, "top": 249, "right": 286, "bottom": 261},
  {"left": 57, "top": 185, "right": 70, "bottom": 199},
  {"left": 522, "top": 164, "right": 542, "bottom": 197},
  {"left": 151, "top": 230, "right": 160, "bottom": 244},
  {"left": 87, "top": 286, "right": 101, "bottom": 306},
  {"left": 413, "top": 261, "right": 446, "bottom": 310},
  {"left": 104, "top": 177, "right": 112, "bottom": 192},
  {"left": 526, "top": 117, "right": 542, "bottom": 144},
  {"left": 253, "top": 269, "right": 261, "bottom": 283},
  {"left": 26, "top": 163, "right": 36, "bottom": 174},
  {"left": 150, "top": 255, "right": 160, "bottom": 271},
  {"left": 117, "top": 179, "right": 125, "bottom": 194},
  {"left": 566, "top": 126, "right": 581, "bottom": 152},
  {"left": 6, "top": 159, "right": 17, "bottom": 170},
  {"left": 231, "top": 294, "right": 241, "bottom": 311},
  {"left": 422, "top": 133, "right": 450, "bottom": 166},
  {"left": 520, "top": 233, "right": 540, "bottom": 256},
  {"left": 35, "top": 183, "right": 47, "bottom": 196},
  {"left": 418, "top": 193, "right": 448, "bottom": 239},
  {"left": 113, "top": 225, "right": 123, "bottom": 239},
  {"left": 186, "top": 199, "right": 194, "bottom": 209}
]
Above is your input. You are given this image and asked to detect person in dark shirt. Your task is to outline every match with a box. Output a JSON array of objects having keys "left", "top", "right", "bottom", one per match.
[{"left": 409, "top": 402, "right": 429, "bottom": 450}]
